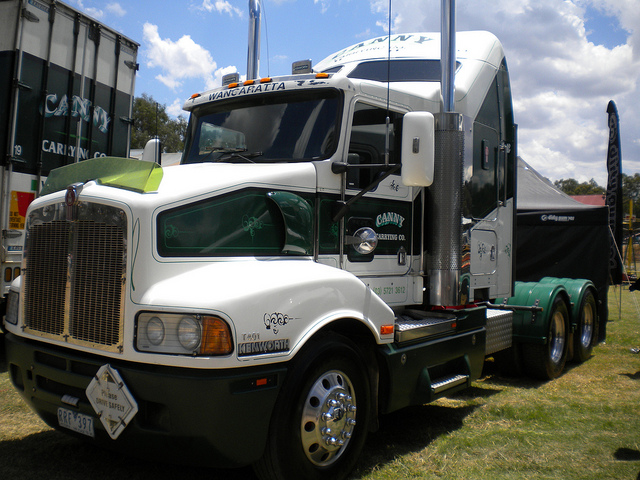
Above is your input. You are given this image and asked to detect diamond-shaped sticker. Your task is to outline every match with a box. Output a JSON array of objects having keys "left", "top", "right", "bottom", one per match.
[{"left": 86, "top": 364, "right": 138, "bottom": 440}]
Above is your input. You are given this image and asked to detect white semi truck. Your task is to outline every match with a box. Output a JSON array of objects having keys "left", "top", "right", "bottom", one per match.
[
  {"left": 0, "top": 0, "right": 138, "bottom": 319},
  {"left": 4, "top": 20, "right": 600, "bottom": 480}
]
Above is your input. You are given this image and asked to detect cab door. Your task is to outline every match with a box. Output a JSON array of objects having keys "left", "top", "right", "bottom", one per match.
[{"left": 340, "top": 101, "right": 421, "bottom": 306}]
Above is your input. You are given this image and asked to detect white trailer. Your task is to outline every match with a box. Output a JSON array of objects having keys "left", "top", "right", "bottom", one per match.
[{"left": 0, "top": 0, "right": 138, "bottom": 316}]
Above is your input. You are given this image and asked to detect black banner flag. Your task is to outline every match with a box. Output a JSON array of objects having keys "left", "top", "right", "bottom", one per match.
[{"left": 605, "top": 100, "right": 622, "bottom": 284}]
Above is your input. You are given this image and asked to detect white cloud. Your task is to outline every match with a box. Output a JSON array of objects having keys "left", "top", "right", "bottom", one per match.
[
  {"left": 142, "top": 23, "right": 218, "bottom": 91},
  {"left": 314, "top": 0, "right": 330, "bottom": 15},
  {"left": 201, "top": 0, "right": 243, "bottom": 17},
  {"left": 167, "top": 98, "right": 186, "bottom": 118},
  {"left": 370, "top": 0, "right": 639, "bottom": 185},
  {"left": 106, "top": 3, "right": 126, "bottom": 17},
  {"left": 210, "top": 65, "right": 243, "bottom": 90},
  {"left": 73, "top": 0, "right": 103, "bottom": 19}
]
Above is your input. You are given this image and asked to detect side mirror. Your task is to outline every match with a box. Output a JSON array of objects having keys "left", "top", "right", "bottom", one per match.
[{"left": 401, "top": 112, "right": 435, "bottom": 187}]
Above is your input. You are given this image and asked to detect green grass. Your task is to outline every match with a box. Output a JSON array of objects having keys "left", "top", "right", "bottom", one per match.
[{"left": 1, "top": 287, "right": 639, "bottom": 479}]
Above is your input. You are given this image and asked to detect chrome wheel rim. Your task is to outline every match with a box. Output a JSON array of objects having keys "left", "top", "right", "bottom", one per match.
[
  {"left": 549, "top": 310, "right": 566, "bottom": 364},
  {"left": 300, "top": 369, "right": 357, "bottom": 467},
  {"left": 580, "top": 301, "right": 594, "bottom": 348}
]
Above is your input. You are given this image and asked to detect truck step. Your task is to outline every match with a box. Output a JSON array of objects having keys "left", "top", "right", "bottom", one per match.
[
  {"left": 431, "top": 374, "right": 469, "bottom": 394},
  {"left": 395, "top": 311, "right": 457, "bottom": 344}
]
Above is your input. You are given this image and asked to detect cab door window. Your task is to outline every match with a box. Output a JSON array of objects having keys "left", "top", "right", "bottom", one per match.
[{"left": 346, "top": 102, "right": 403, "bottom": 189}]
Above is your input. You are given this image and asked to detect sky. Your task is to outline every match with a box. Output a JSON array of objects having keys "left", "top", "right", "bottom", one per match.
[{"left": 68, "top": 0, "right": 639, "bottom": 187}]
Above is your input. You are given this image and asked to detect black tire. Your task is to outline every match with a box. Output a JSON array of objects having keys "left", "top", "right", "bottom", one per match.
[
  {"left": 522, "top": 296, "right": 569, "bottom": 380},
  {"left": 572, "top": 289, "right": 597, "bottom": 363},
  {"left": 253, "top": 332, "right": 371, "bottom": 480}
]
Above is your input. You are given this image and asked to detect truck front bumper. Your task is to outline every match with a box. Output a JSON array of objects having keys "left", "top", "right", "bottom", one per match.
[{"left": 4, "top": 333, "right": 286, "bottom": 468}]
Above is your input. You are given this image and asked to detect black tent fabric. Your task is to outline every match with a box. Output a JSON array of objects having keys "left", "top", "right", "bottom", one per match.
[{"left": 515, "top": 157, "right": 609, "bottom": 341}]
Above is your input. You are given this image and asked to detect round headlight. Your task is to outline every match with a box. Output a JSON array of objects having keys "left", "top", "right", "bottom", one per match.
[
  {"left": 178, "top": 316, "right": 201, "bottom": 350},
  {"left": 146, "top": 316, "right": 165, "bottom": 345}
]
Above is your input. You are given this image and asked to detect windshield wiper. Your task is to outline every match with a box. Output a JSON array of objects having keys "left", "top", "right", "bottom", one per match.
[
  {"left": 214, "top": 150, "right": 263, "bottom": 163},
  {"left": 199, "top": 147, "right": 244, "bottom": 163}
]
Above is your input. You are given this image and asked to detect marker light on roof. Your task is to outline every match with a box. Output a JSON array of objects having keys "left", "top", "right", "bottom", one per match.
[
  {"left": 244, "top": 79, "right": 255, "bottom": 86},
  {"left": 316, "top": 72, "right": 329, "bottom": 78},
  {"left": 260, "top": 77, "right": 272, "bottom": 83}
]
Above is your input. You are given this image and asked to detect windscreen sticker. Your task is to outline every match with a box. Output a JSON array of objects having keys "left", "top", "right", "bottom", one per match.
[{"left": 208, "top": 82, "right": 285, "bottom": 101}]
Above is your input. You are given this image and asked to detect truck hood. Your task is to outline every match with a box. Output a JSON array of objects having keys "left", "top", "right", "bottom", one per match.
[
  {"left": 41, "top": 157, "right": 318, "bottom": 204},
  {"left": 157, "top": 161, "right": 317, "bottom": 202}
]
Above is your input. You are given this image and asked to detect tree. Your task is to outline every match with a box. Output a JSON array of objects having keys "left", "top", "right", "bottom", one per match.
[
  {"left": 553, "top": 178, "right": 605, "bottom": 195},
  {"left": 622, "top": 173, "right": 640, "bottom": 218},
  {"left": 131, "top": 93, "right": 187, "bottom": 152},
  {"left": 554, "top": 174, "right": 640, "bottom": 218}
]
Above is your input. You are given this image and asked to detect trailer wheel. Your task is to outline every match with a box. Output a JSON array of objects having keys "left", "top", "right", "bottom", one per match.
[
  {"left": 573, "top": 289, "right": 597, "bottom": 363},
  {"left": 523, "top": 296, "right": 569, "bottom": 380},
  {"left": 254, "top": 332, "right": 371, "bottom": 480}
]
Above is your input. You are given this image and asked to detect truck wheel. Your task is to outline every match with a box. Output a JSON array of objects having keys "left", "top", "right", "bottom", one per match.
[
  {"left": 254, "top": 332, "right": 371, "bottom": 480},
  {"left": 523, "top": 296, "right": 569, "bottom": 380},
  {"left": 573, "top": 289, "right": 597, "bottom": 363}
]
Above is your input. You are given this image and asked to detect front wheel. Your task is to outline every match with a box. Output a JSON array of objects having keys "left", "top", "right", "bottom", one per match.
[
  {"left": 254, "top": 332, "right": 371, "bottom": 480},
  {"left": 523, "top": 296, "right": 569, "bottom": 380}
]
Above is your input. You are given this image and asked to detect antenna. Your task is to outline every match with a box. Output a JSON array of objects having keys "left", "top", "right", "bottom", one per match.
[
  {"left": 261, "top": 0, "right": 270, "bottom": 77},
  {"left": 384, "top": 0, "right": 392, "bottom": 166}
]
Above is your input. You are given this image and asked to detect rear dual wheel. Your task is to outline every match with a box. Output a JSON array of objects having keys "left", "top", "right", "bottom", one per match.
[
  {"left": 573, "top": 289, "right": 597, "bottom": 363},
  {"left": 254, "top": 332, "right": 371, "bottom": 480},
  {"left": 523, "top": 296, "right": 569, "bottom": 380}
]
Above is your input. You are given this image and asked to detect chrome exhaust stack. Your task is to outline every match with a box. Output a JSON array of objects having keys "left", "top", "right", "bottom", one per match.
[
  {"left": 246, "top": 0, "right": 261, "bottom": 79},
  {"left": 428, "top": 0, "right": 464, "bottom": 306}
]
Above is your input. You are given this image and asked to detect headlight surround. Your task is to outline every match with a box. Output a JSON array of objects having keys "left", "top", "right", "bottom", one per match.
[
  {"left": 5, "top": 289, "right": 19, "bottom": 325},
  {"left": 136, "top": 312, "right": 233, "bottom": 356}
]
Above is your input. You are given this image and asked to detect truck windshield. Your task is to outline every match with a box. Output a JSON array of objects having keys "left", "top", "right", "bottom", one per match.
[{"left": 182, "top": 89, "right": 341, "bottom": 164}]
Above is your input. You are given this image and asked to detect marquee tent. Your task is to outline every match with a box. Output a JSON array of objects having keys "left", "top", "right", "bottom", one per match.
[{"left": 515, "top": 157, "right": 610, "bottom": 341}]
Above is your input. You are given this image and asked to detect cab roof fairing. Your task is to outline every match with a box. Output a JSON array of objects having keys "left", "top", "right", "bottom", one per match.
[
  {"left": 319, "top": 31, "right": 506, "bottom": 121},
  {"left": 314, "top": 31, "right": 505, "bottom": 73}
]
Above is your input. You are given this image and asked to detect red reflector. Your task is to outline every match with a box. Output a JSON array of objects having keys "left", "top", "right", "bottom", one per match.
[
  {"left": 256, "top": 378, "right": 268, "bottom": 386},
  {"left": 380, "top": 325, "right": 394, "bottom": 335}
]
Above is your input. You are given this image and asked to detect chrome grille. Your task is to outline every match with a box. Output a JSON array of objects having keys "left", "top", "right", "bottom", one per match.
[
  {"left": 24, "top": 221, "right": 69, "bottom": 336},
  {"left": 70, "top": 221, "right": 124, "bottom": 345},
  {"left": 23, "top": 202, "right": 127, "bottom": 352}
]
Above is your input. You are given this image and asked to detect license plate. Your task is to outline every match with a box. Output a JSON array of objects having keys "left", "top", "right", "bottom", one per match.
[{"left": 57, "top": 407, "right": 95, "bottom": 438}]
